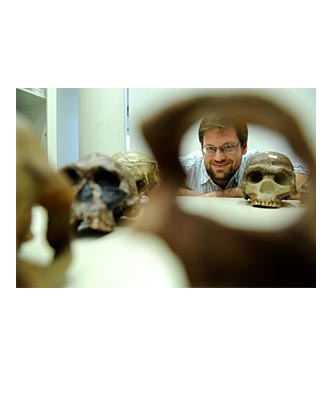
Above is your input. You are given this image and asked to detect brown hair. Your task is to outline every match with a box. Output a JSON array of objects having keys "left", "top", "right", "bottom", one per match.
[{"left": 198, "top": 115, "right": 248, "bottom": 147}]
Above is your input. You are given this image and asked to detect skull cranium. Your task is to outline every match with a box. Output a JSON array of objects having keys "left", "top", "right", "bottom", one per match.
[
  {"left": 241, "top": 151, "right": 297, "bottom": 208},
  {"left": 61, "top": 153, "right": 140, "bottom": 234},
  {"left": 112, "top": 151, "right": 161, "bottom": 198}
]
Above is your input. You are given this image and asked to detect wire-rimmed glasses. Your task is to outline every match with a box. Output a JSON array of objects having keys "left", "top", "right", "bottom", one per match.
[{"left": 202, "top": 142, "right": 240, "bottom": 156}]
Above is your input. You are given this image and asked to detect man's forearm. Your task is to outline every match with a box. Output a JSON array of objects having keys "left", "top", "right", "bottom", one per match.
[
  {"left": 177, "top": 187, "right": 243, "bottom": 197},
  {"left": 176, "top": 187, "right": 201, "bottom": 196},
  {"left": 202, "top": 187, "right": 243, "bottom": 198}
]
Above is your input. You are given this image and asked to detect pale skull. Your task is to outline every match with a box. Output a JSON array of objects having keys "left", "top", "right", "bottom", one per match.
[
  {"left": 112, "top": 151, "right": 161, "bottom": 197},
  {"left": 61, "top": 153, "right": 140, "bottom": 233},
  {"left": 241, "top": 151, "right": 297, "bottom": 208}
]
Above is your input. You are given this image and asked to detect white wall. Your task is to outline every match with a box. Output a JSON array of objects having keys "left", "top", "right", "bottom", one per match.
[
  {"left": 57, "top": 88, "right": 79, "bottom": 168},
  {"left": 128, "top": 88, "right": 316, "bottom": 165},
  {"left": 128, "top": 88, "right": 210, "bottom": 155},
  {"left": 47, "top": 88, "right": 126, "bottom": 168},
  {"left": 47, "top": 88, "right": 79, "bottom": 169},
  {"left": 78, "top": 88, "right": 126, "bottom": 158},
  {"left": 48, "top": 88, "right": 315, "bottom": 169}
]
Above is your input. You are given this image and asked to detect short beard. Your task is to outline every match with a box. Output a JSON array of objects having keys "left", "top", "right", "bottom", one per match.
[{"left": 205, "top": 164, "right": 236, "bottom": 187}]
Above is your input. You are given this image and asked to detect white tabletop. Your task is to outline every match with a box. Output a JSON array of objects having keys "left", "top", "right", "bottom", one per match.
[
  {"left": 18, "top": 197, "right": 306, "bottom": 287},
  {"left": 177, "top": 196, "right": 305, "bottom": 231}
]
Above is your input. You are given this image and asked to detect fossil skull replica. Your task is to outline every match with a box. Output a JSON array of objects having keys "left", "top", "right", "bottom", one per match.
[
  {"left": 241, "top": 151, "right": 297, "bottom": 208},
  {"left": 132, "top": 93, "right": 316, "bottom": 287},
  {"left": 16, "top": 113, "right": 73, "bottom": 288},
  {"left": 112, "top": 151, "right": 161, "bottom": 198},
  {"left": 61, "top": 153, "right": 141, "bottom": 234}
]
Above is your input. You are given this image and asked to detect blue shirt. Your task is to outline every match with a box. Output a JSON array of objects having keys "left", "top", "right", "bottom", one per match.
[{"left": 179, "top": 150, "right": 308, "bottom": 194}]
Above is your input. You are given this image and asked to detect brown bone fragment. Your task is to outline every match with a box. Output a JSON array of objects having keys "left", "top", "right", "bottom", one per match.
[
  {"left": 16, "top": 113, "right": 73, "bottom": 287},
  {"left": 134, "top": 94, "right": 316, "bottom": 287}
]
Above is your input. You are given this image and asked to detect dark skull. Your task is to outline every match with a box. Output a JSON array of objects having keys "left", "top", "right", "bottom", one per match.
[{"left": 61, "top": 153, "right": 140, "bottom": 233}]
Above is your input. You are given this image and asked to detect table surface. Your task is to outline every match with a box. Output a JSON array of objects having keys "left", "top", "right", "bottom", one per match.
[{"left": 18, "top": 197, "right": 306, "bottom": 288}]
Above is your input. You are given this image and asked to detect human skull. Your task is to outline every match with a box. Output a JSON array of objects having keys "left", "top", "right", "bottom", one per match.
[
  {"left": 241, "top": 151, "right": 297, "bottom": 208},
  {"left": 61, "top": 153, "right": 140, "bottom": 233},
  {"left": 112, "top": 151, "right": 161, "bottom": 197}
]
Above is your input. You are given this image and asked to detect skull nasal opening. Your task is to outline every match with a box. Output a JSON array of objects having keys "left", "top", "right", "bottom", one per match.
[
  {"left": 94, "top": 168, "right": 127, "bottom": 209},
  {"left": 260, "top": 181, "right": 276, "bottom": 194},
  {"left": 77, "top": 184, "right": 93, "bottom": 202}
]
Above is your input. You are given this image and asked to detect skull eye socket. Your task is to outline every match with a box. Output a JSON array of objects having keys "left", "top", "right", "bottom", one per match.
[
  {"left": 274, "top": 172, "right": 291, "bottom": 185},
  {"left": 64, "top": 168, "right": 81, "bottom": 185},
  {"left": 94, "top": 169, "right": 121, "bottom": 188},
  {"left": 136, "top": 179, "right": 146, "bottom": 192},
  {"left": 247, "top": 171, "right": 263, "bottom": 183}
]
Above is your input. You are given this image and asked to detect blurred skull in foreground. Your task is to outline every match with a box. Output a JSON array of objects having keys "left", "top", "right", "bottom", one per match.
[
  {"left": 61, "top": 153, "right": 141, "bottom": 234},
  {"left": 16, "top": 113, "right": 73, "bottom": 287}
]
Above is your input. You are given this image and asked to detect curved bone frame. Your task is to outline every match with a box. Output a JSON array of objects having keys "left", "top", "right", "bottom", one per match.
[
  {"left": 16, "top": 113, "right": 73, "bottom": 287},
  {"left": 136, "top": 93, "right": 316, "bottom": 287}
]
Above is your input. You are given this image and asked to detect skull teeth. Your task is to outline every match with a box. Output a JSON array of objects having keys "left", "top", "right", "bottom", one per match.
[{"left": 251, "top": 200, "right": 281, "bottom": 208}]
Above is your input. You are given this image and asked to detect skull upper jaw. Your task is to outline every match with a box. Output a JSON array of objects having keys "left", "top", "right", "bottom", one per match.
[
  {"left": 70, "top": 202, "right": 117, "bottom": 233},
  {"left": 243, "top": 182, "right": 295, "bottom": 208},
  {"left": 245, "top": 194, "right": 288, "bottom": 208}
]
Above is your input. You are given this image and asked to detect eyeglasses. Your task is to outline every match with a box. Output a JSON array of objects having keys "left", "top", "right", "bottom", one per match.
[{"left": 202, "top": 142, "right": 240, "bottom": 156}]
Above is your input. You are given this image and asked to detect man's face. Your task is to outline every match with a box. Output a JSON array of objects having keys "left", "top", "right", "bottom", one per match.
[{"left": 202, "top": 126, "right": 247, "bottom": 187}]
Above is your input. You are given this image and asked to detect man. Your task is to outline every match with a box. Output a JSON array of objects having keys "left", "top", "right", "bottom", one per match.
[{"left": 177, "top": 115, "right": 308, "bottom": 197}]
